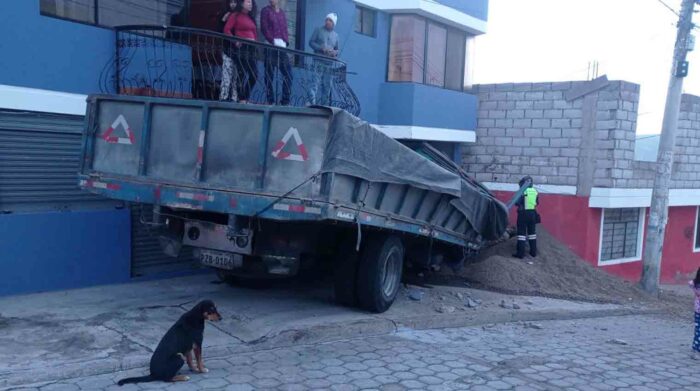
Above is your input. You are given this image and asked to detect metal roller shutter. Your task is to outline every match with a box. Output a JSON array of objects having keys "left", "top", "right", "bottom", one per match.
[
  {"left": 0, "top": 110, "right": 118, "bottom": 212},
  {"left": 130, "top": 204, "right": 198, "bottom": 277},
  {"left": 0, "top": 108, "right": 196, "bottom": 277}
]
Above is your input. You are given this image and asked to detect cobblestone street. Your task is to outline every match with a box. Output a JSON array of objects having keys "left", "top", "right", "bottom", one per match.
[{"left": 10, "top": 314, "right": 699, "bottom": 391}]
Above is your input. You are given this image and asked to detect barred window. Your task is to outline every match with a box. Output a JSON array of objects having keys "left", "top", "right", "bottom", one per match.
[{"left": 600, "top": 208, "right": 644, "bottom": 263}]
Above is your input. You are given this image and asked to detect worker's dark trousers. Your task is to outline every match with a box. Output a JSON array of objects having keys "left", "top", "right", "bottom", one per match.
[{"left": 516, "top": 210, "right": 537, "bottom": 258}]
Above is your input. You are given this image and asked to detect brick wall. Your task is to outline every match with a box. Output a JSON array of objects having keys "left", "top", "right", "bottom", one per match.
[{"left": 462, "top": 79, "right": 644, "bottom": 190}]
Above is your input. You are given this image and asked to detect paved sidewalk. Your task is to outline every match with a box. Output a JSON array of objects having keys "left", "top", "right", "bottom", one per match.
[
  {"left": 8, "top": 314, "right": 698, "bottom": 390},
  {"left": 0, "top": 274, "right": 643, "bottom": 387}
]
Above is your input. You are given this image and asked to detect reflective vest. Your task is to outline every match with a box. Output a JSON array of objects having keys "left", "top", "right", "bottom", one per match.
[{"left": 524, "top": 188, "right": 538, "bottom": 210}]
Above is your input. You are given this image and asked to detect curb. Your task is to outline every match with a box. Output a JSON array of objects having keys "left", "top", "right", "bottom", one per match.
[{"left": 0, "top": 307, "right": 659, "bottom": 388}]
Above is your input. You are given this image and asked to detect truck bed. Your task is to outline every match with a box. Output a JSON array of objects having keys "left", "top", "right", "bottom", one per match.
[{"left": 79, "top": 95, "right": 507, "bottom": 249}]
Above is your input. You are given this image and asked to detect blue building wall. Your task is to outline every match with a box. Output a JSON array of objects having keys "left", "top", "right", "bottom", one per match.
[
  {"left": 0, "top": 209, "right": 131, "bottom": 296},
  {"left": 306, "top": 0, "right": 478, "bottom": 129},
  {"left": 305, "top": 0, "right": 389, "bottom": 124},
  {"left": 378, "top": 83, "right": 477, "bottom": 130},
  {"left": 0, "top": 1, "right": 112, "bottom": 94},
  {"left": 436, "top": 0, "right": 489, "bottom": 22}
]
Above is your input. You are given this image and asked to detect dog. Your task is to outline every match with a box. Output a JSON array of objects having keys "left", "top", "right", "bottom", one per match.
[{"left": 117, "top": 300, "right": 222, "bottom": 386}]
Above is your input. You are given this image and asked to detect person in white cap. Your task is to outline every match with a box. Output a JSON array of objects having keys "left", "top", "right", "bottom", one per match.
[{"left": 307, "top": 12, "right": 339, "bottom": 105}]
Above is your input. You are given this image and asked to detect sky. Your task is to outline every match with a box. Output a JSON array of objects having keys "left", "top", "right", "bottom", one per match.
[{"left": 473, "top": 0, "right": 700, "bottom": 135}]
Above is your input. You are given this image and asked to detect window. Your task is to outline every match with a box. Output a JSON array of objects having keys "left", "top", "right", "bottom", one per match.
[
  {"left": 387, "top": 15, "right": 469, "bottom": 91},
  {"left": 40, "top": 0, "right": 185, "bottom": 27},
  {"left": 40, "top": 0, "right": 95, "bottom": 24},
  {"left": 599, "top": 208, "right": 645, "bottom": 264},
  {"left": 694, "top": 206, "right": 700, "bottom": 252},
  {"left": 354, "top": 6, "right": 376, "bottom": 37}
]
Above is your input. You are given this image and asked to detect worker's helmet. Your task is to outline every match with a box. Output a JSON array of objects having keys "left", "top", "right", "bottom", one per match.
[{"left": 519, "top": 176, "right": 533, "bottom": 188}]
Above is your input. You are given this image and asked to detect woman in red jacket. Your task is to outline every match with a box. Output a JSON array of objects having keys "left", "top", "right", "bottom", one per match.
[{"left": 223, "top": 0, "right": 258, "bottom": 103}]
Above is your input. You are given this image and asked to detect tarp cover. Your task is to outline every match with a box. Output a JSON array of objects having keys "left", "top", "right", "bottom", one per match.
[{"left": 321, "top": 108, "right": 508, "bottom": 241}]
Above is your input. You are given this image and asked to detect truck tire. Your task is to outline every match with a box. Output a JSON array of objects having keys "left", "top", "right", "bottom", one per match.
[
  {"left": 333, "top": 236, "right": 360, "bottom": 307},
  {"left": 356, "top": 235, "right": 404, "bottom": 313}
]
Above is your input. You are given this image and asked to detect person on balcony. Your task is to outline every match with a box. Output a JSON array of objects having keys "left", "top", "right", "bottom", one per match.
[
  {"left": 223, "top": 0, "right": 258, "bottom": 103},
  {"left": 219, "top": 0, "right": 239, "bottom": 102},
  {"left": 308, "top": 13, "right": 339, "bottom": 106},
  {"left": 261, "top": 0, "right": 292, "bottom": 105}
]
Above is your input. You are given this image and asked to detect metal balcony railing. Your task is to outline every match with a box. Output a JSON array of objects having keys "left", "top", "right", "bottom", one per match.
[{"left": 99, "top": 25, "right": 361, "bottom": 116}]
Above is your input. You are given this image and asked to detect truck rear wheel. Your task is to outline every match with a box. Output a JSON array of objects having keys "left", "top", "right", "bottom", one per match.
[
  {"left": 356, "top": 235, "right": 404, "bottom": 313},
  {"left": 333, "top": 236, "right": 360, "bottom": 307}
]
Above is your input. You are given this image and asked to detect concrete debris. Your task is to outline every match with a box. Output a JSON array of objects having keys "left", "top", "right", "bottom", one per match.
[
  {"left": 436, "top": 305, "right": 456, "bottom": 314},
  {"left": 523, "top": 322, "right": 544, "bottom": 330},
  {"left": 512, "top": 303, "right": 521, "bottom": 310},
  {"left": 524, "top": 300, "right": 534, "bottom": 305},
  {"left": 439, "top": 296, "right": 446, "bottom": 301},
  {"left": 465, "top": 298, "right": 481, "bottom": 309},
  {"left": 455, "top": 292, "right": 464, "bottom": 301},
  {"left": 408, "top": 289, "right": 424, "bottom": 301},
  {"left": 607, "top": 339, "right": 629, "bottom": 346}
]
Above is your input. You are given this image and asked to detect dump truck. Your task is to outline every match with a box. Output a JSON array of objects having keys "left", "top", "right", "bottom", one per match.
[{"left": 78, "top": 94, "right": 509, "bottom": 312}]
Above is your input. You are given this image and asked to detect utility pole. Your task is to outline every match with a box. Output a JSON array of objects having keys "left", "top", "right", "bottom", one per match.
[{"left": 640, "top": 0, "right": 696, "bottom": 294}]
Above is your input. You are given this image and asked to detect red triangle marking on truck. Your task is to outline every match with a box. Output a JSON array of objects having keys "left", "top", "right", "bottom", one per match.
[
  {"left": 102, "top": 114, "right": 135, "bottom": 145},
  {"left": 271, "top": 127, "right": 308, "bottom": 162}
]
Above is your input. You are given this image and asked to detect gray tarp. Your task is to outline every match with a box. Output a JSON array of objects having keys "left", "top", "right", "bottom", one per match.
[{"left": 320, "top": 108, "right": 508, "bottom": 241}]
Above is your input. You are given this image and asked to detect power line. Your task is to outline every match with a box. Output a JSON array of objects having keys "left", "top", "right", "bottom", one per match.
[{"left": 655, "top": 0, "right": 680, "bottom": 16}]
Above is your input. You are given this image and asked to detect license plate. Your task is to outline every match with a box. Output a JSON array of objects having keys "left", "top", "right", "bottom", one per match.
[{"left": 200, "top": 250, "right": 239, "bottom": 270}]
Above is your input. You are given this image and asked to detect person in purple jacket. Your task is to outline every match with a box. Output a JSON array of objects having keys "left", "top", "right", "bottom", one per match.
[
  {"left": 690, "top": 268, "right": 700, "bottom": 360},
  {"left": 261, "top": 0, "right": 292, "bottom": 105}
]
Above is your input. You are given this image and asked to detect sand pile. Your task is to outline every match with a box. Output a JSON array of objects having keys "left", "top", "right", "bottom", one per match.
[{"left": 441, "top": 229, "right": 648, "bottom": 304}]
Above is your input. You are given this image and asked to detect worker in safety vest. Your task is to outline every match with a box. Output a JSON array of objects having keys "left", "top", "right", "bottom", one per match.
[{"left": 514, "top": 176, "right": 539, "bottom": 259}]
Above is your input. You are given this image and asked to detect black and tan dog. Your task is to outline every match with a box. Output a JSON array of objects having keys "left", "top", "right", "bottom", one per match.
[{"left": 117, "top": 300, "right": 222, "bottom": 386}]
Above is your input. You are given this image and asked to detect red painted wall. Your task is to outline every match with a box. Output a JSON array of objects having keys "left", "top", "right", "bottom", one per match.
[
  {"left": 491, "top": 191, "right": 601, "bottom": 265},
  {"left": 660, "top": 206, "right": 700, "bottom": 284},
  {"left": 491, "top": 190, "right": 698, "bottom": 284}
]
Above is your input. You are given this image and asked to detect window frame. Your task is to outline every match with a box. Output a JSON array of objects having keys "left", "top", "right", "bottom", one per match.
[
  {"left": 386, "top": 13, "right": 467, "bottom": 92},
  {"left": 354, "top": 5, "right": 377, "bottom": 38},
  {"left": 694, "top": 206, "right": 700, "bottom": 253},
  {"left": 598, "top": 208, "right": 646, "bottom": 266},
  {"left": 39, "top": 0, "right": 190, "bottom": 29}
]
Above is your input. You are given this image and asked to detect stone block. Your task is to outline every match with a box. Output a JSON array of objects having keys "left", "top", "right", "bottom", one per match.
[
  {"left": 544, "top": 109, "right": 564, "bottom": 119},
  {"left": 504, "top": 147, "right": 523, "bottom": 155},
  {"left": 489, "top": 92, "right": 507, "bottom": 100},
  {"left": 526, "top": 110, "right": 545, "bottom": 119},
  {"left": 534, "top": 100, "right": 555, "bottom": 110},
  {"left": 551, "top": 81, "right": 572, "bottom": 91},
  {"left": 507, "top": 91, "right": 526, "bottom": 100},
  {"left": 541, "top": 148, "right": 560, "bottom": 157},
  {"left": 553, "top": 100, "right": 572, "bottom": 109},
  {"left": 539, "top": 166, "right": 558, "bottom": 175},
  {"left": 559, "top": 167, "right": 578, "bottom": 176},
  {"left": 561, "top": 148, "right": 579, "bottom": 157},
  {"left": 531, "top": 157, "right": 549, "bottom": 166},
  {"left": 524, "top": 128, "right": 543, "bottom": 137},
  {"left": 523, "top": 147, "right": 542, "bottom": 156},
  {"left": 597, "top": 100, "right": 619, "bottom": 110},
  {"left": 495, "top": 119, "right": 514, "bottom": 128},
  {"left": 478, "top": 119, "right": 496, "bottom": 128},
  {"left": 507, "top": 109, "right": 526, "bottom": 119},
  {"left": 532, "top": 119, "right": 551, "bottom": 128},
  {"left": 513, "top": 138, "right": 531, "bottom": 147},
  {"left": 516, "top": 100, "right": 535, "bottom": 109},
  {"left": 496, "top": 100, "right": 516, "bottom": 110},
  {"left": 532, "top": 138, "right": 550, "bottom": 147},
  {"left": 507, "top": 128, "right": 525, "bottom": 137},
  {"left": 513, "top": 119, "right": 532, "bottom": 128},
  {"left": 479, "top": 100, "right": 498, "bottom": 110},
  {"left": 488, "top": 128, "right": 505, "bottom": 137},
  {"left": 563, "top": 109, "right": 582, "bottom": 119},
  {"left": 525, "top": 91, "right": 545, "bottom": 100},
  {"left": 543, "top": 128, "right": 562, "bottom": 138},
  {"left": 550, "top": 138, "right": 569, "bottom": 147},
  {"left": 489, "top": 110, "right": 507, "bottom": 119},
  {"left": 552, "top": 119, "right": 572, "bottom": 128},
  {"left": 562, "top": 129, "right": 581, "bottom": 138},
  {"left": 494, "top": 137, "right": 513, "bottom": 146}
]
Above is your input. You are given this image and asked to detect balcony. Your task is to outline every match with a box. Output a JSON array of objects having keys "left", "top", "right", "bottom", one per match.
[{"left": 99, "top": 25, "right": 360, "bottom": 116}]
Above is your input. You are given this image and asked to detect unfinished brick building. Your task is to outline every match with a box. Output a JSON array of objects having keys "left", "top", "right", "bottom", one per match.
[{"left": 462, "top": 77, "right": 700, "bottom": 283}]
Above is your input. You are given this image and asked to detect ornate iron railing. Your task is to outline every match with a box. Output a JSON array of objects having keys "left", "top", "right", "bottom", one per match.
[{"left": 99, "top": 25, "right": 360, "bottom": 116}]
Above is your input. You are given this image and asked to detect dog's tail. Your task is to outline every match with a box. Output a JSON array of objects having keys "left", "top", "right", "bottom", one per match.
[{"left": 117, "top": 374, "right": 155, "bottom": 386}]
